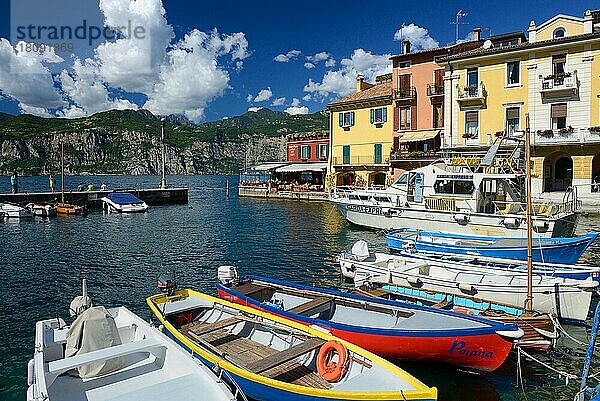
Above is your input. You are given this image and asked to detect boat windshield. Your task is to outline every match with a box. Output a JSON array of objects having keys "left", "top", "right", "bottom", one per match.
[
  {"left": 433, "top": 179, "right": 475, "bottom": 195},
  {"left": 393, "top": 173, "right": 408, "bottom": 186}
]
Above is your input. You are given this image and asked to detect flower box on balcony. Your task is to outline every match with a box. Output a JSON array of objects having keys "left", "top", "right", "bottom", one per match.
[
  {"left": 537, "top": 129, "right": 554, "bottom": 137},
  {"left": 558, "top": 126, "right": 574, "bottom": 135},
  {"left": 589, "top": 126, "right": 600, "bottom": 134},
  {"left": 462, "top": 133, "right": 476, "bottom": 139}
]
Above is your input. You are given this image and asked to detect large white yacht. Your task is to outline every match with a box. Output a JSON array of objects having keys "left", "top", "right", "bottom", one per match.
[{"left": 330, "top": 161, "right": 578, "bottom": 238}]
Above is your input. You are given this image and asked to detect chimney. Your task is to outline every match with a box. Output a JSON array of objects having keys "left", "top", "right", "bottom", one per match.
[
  {"left": 403, "top": 40, "right": 411, "bottom": 54},
  {"left": 473, "top": 28, "right": 481, "bottom": 41},
  {"left": 584, "top": 10, "right": 593, "bottom": 34},
  {"left": 528, "top": 20, "right": 537, "bottom": 43},
  {"left": 356, "top": 74, "right": 365, "bottom": 92}
]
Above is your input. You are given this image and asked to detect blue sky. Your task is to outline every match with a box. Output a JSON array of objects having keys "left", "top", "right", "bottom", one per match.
[{"left": 0, "top": 0, "right": 598, "bottom": 123}]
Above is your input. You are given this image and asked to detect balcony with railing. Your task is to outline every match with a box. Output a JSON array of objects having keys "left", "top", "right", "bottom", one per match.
[
  {"left": 332, "top": 155, "right": 390, "bottom": 166},
  {"left": 390, "top": 150, "right": 442, "bottom": 161},
  {"left": 393, "top": 87, "right": 417, "bottom": 101},
  {"left": 533, "top": 127, "right": 600, "bottom": 145},
  {"left": 540, "top": 71, "right": 578, "bottom": 96},
  {"left": 457, "top": 83, "right": 486, "bottom": 103},
  {"left": 426, "top": 83, "right": 444, "bottom": 97}
]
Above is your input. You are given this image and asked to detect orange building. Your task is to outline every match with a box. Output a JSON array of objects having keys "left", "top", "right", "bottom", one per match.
[{"left": 390, "top": 34, "right": 482, "bottom": 172}]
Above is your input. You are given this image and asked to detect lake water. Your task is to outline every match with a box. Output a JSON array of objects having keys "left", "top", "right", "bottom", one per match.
[{"left": 1, "top": 174, "right": 599, "bottom": 401}]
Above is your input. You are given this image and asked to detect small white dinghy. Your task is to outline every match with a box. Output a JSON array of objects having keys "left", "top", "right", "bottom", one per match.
[
  {"left": 27, "top": 280, "right": 238, "bottom": 401},
  {"left": 1, "top": 203, "right": 33, "bottom": 218},
  {"left": 101, "top": 192, "right": 148, "bottom": 213},
  {"left": 339, "top": 241, "right": 598, "bottom": 323}
]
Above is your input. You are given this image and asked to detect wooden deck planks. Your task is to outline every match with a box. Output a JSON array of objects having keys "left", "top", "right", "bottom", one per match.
[
  {"left": 288, "top": 296, "right": 333, "bottom": 315},
  {"left": 183, "top": 320, "right": 331, "bottom": 389}
]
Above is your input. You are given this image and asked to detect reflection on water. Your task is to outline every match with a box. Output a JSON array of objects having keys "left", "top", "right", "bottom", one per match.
[{"left": 1, "top": 174, "right": 599, "bottom": 400}]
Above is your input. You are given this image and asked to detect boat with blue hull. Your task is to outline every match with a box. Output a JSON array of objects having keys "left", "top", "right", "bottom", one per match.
[
  {"left": 387, "top": 229, "right": 598, "bottom": 265},
  {"left": 147, "top": 288, "right": 438, "bottom": 401},
  {"left": 216, "top": 273, "right": 523, "bottom": 372}
]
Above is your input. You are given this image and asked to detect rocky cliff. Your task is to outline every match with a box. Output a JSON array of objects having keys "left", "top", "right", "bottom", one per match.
[{"left": 0, "top": 109, "right": 327, "bottom": 175}]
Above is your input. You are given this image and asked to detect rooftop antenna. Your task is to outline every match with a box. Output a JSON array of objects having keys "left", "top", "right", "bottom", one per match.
[
  {"left": 397, "top": 22, "right": 406, "bottom": 48},
  {"left": 451, "top": 10, "right": 468, "bottom": 44}
]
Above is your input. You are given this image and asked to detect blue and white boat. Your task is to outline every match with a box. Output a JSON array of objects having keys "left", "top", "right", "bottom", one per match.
[
  {"left": 387, "top": 229, "right": 598, "bottom": 265},
  {"left": 101, "top": 192, "right": 148, "bottom": 213}
]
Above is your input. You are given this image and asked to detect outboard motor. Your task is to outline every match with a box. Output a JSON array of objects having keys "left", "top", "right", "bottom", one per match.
[
  {"left": 157, "top": 273, "right": 177, "bottom": 296},
  {"left": 218, "top": 265, "right": 239, "bottom": 286}
]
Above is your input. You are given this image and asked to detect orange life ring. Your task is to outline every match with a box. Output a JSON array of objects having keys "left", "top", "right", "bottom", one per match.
[
  {"left": 316, "top": 341, "right": 349, "bottom": 382},
  {"left": 452, "top": 307, "right": 475, "bottom": 316}
]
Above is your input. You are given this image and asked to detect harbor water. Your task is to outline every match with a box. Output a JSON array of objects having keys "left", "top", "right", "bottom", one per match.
[{"left": 1, "top": 174, "right": 599, "bottom": 401}]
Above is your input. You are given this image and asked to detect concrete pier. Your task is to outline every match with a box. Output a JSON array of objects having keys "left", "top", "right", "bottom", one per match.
[{"left": 0, "top": 187, "right": 188, "bottom": 207}]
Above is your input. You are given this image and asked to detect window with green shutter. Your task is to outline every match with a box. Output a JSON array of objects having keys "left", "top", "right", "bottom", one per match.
[
  {"left": 374, "top": 143, "right": 382, "bottom": 164},
  {"left": 343, "top": 145, "right": 350, "bottom": 164}
]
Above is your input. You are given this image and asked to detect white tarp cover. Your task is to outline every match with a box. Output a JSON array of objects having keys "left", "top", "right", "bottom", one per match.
[
  {"left": 351, "top": 240, "right": 370, "bottom": 261},
  {"left": 275, "top": 162, "right": 328, "bottom": 173},
  {"left": 251, "top": 163, "right": 288, "bottom": 171},
  {"left": 65, "top": 306, "right": 124, "bottom": 378}
]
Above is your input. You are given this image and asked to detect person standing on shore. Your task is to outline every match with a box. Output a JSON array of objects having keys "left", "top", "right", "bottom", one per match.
[
  {"left": 49, "top": 174, "right": 55, "bottom": 193},
  {"left": 10, "top": 172, "right": 18, "bottom": 193}
]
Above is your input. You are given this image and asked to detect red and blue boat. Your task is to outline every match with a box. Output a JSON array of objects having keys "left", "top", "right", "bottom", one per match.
[{"left": 217, "top": 272, "right": 524, "bottom": 373}]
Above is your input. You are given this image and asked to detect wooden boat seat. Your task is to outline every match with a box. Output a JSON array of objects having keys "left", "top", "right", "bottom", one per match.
[
  {"left": 288, "top": 296, "right": 333, "bottom": 315},
  {"left": 234, "top": 282, "right": 271, "bottom": 297},
  {"left": 246, "top": 337, "right": 325, "bottom": 374},
  {"left": 187, "top": 316, "right": 242, "bottom": 336},
  {"left": 186, "top": 327, "right": 331, "bottom": 389},
  {"left": 339, "top": 298, "right": 414, "bottom": 318}
]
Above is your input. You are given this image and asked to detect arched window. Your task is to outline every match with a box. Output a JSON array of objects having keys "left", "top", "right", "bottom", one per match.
[{"left": 553, "top": 28, "right": 566, "bottom": 39}]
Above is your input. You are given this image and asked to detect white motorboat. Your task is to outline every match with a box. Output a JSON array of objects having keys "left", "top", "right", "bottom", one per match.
[
  {"left": 330, "top": 161, "right": 578, "bottom": 238},
  {"left": 26, "top": 203, "right": 57, "bottom": 217},
  {"left": 101, "top": 192, "right": 148, "bottom": 213},
  {"left": 0, "top": 203, "right": 33, "bottom": 218},
  {"left": 338, "top": 241, "right": 597, "bottom": 323},
  {"left": 27, "top": 280, "right": 238, "bottom": 401}
]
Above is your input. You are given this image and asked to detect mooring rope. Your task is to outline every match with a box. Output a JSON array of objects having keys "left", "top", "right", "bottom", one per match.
[{"left": 517, "top": 346, "right": 579, "bottom": 386}]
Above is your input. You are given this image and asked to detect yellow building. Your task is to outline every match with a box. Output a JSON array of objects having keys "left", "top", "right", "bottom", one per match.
[
  {"left": 440, "top": 10, "right": 600, "bottom": 195},
  {"left": 327, "top": 75, "right": 394, "bottom": 188}
]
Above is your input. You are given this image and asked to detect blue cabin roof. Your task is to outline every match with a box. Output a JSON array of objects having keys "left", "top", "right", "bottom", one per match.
[{"left": 106, "top": 192, "right": 144, "bottom": 205}]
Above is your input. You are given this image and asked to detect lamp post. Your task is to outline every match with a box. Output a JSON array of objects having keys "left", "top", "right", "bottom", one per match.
[{"left": 160, "top": 118, "right": 167, "bottom": 189}]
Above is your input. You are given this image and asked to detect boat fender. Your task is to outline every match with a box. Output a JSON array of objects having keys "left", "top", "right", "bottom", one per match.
[
  {"left": 502, "top": 217, "right": 521, "bottom": 229},
  {"left": 452, "top": 307, "right": 474, "bottom": 316},
  {"left": 27, "top": 358, "right": 34, "bottom": 386},
  {"left": 533, "top": 327, "right": 560, "bottom": 339},
  {"left": 532, "top": 219, "right": 549, "bottom": 233},
  {"left": 317, "top": 341, "right": 349, "bottom": 383},
  {"left": 495, "top": 328, "right": 524, "bottom": 339},
  {"left": 457, "top": 282, "right": 477, "bottom": 295},
  {"left": 453, "top": 213, "right": 470, "bottom": 225}
]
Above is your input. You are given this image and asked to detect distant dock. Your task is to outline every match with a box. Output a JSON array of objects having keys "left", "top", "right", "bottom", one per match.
[{"left": 0, "top": 187, "right": 188, "bottom": 207}]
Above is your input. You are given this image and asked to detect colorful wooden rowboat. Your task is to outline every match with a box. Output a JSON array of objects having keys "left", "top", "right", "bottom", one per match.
[
  {"left": 217, "top": 274, "right": 524, "bottom": 372},
  {"left": 353, "top": 282, "right": 558, "bottom": 351},
  {"left": 147, "top": 288, "right": 438, "bottom": 401},
  {"left": 387, "top": 229, "right": 598, "bottom": 265},
  {"left": 55, "top": 202, "right": 88, "bottom": 215}
]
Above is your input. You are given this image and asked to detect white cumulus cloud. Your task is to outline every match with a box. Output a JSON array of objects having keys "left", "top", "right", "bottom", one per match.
[
  {"left": 0, "top": 39, "right": 65, "bottom": 116},
  {"left": 251, "top": 87, "right": 273, "bottom": 103},
  {"left": 271, "top": 97, "right": 286, "bottom": 106},
  {"left": 304, "top": 62, "right": 315, "bottom": 69},
  {"left": 302, "top": 94, "right": 311, "bottom": 102},
  {"left": 0, "top": 0, "right": 251, "bottom": 122},
  {"left": 285, "top": 105, "right": 309, "bottom": 115},
  {"left": 273, "top": 49, "right": 301, "bottom": 62},
  {"left": 290, "top": 98, "right": 301, "bottom": 107},
  {"left": 304, "top": 48, "right": 391, "bottom": 99},
  {"left": 393, "top": 23, "right": 439, "bottom": 50},
  {"left": 248, "top": 107, "right": 263, "bottom": 112},
  {"left": 325, "top": 58, "right": 336, "bottom": 67}
]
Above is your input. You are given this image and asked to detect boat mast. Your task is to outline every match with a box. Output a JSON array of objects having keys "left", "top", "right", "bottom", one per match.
[
  {"left": 61, "top": 141, "right": 65, "bottom": 204},
  {"left": 525, "top": 113, "right": 533, "bottom": 311},
  {"left": 160, "top": 118, "right": 167, "bottom": 189}
]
